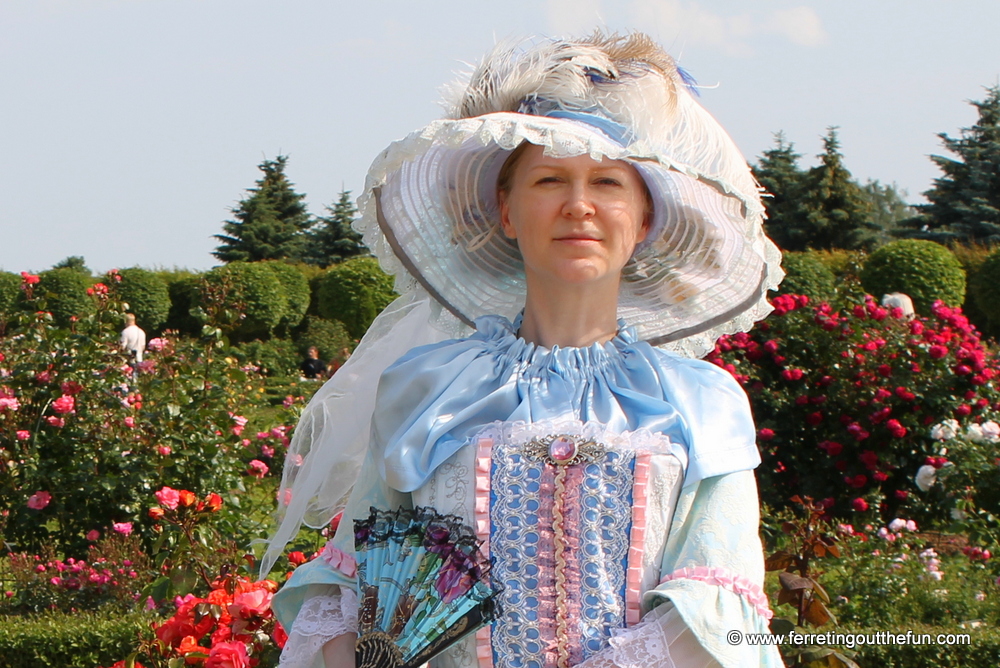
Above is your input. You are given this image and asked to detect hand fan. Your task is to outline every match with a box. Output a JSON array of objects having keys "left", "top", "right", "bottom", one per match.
[{"left": 353, "top": 506, "right": 501, "bottom": 668}]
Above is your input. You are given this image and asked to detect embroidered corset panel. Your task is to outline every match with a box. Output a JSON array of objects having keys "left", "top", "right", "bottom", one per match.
[{"left": 411, "top": 420, "right": 684, "bottom": 668}]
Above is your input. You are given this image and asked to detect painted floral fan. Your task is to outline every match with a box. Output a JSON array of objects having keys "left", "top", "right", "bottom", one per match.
[{"left": 353, "top": 506, "right": 501, "bottom": 668}]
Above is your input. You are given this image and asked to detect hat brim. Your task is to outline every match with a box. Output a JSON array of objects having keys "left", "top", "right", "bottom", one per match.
[{"left": 359, "top": 113, "right": 782, "bottom": 357}]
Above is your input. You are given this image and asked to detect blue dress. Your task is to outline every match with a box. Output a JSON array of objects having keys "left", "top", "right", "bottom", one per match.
[{"left": 272, "top": 315, "right": 783, "bottom": 668}]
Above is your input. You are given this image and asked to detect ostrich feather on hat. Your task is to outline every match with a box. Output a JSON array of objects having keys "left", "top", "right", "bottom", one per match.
[{"left": 441, "top": 32, "right": 761, "bottom": 213}]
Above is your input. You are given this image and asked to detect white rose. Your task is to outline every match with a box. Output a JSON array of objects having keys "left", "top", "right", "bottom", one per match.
[
  {"left": 888, "top": 518, "right": 907, "bottom": 532},
  {"left": 915, "top": 465, "right": 937, "bottom": 492},
  {"left": 951, "top": 507, "right": 968, "bottom": 520},
  {"left": 966, "top": 423, "right": 987, "bottom": 444},
  {"left": 931, "top": 419, "right": 960, "bottom": 440},
  {"left": 983, "top": 421, "right": 1000, "bottom": 442}
]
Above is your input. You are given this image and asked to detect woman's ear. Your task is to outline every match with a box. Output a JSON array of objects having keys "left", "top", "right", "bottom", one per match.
[{"left": 498, "top": 191, "right": 517, "bottom": 239}]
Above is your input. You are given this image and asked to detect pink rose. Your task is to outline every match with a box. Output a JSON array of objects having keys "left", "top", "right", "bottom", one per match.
[
  {"left": 52, "top": 394, "right": 75, "bottom": 414},
  {"left": 86, "top": 530, "right": 100, "bottom": 541},
  {"left": 123, "top": 416, "right": 135, "bottom": 428},
  {"left": 319, "top": 542, "right": 357, "bottom": 578},
  {"left": 261, "top": 444, "right": 275, "bottom": 458},
  {"left": 206, "top": 641, "right": 251, "bottom": 668},
  {"left": 248, "top": 459, "right": 269, "bottom": 479},
  {"left": 27, "top": 491, "right": 52, "bottom": 510},
  {"left": 16, "top": 430, "right": 30, "bottom": 441},
  {"left": 0, "top": 396, "right": 19, "bottom": 412},
  {"left": 157, "top": 445, "right": 172, "bottom": 456},
  {"left": 155, "top": 486, "right": 181, "bottom": 510},
  {"left": 229, "top": 588, "right": 273, "bottom": 619},
  {"left": 147, "top": 337, "right": 167, "bottom": 352},
  {"left": 112, "top": 522, "right": 133, "bottom": 536}
]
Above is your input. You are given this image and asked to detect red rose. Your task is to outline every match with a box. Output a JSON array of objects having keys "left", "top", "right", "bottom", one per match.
[
  {"left": 272, "top": 622, "right": 288, "bottom": 649},
  {"left": 806, "top": 412, "right": 824, "bottom": 426},
  {"left": 757, "top": 428, "right": 775, "bottom": 441},
  {"left": 928, "top": 345, "right": 948, "bottom": 359},
  {"left": 845, "top": 474, "right": 868, "bottom": 489},
  {"left": 851, "top": 498, "right": 869, "bottom": 512},
  {"left": 287, "top": 551, "right": 307, "bottom": 566},
  {"left": 818, "top": 441, "right": 843, "bottom": 457},
  {"left": 781, "top": 368, "right": 804, "bottom": 382},
  {"left": 206, "top": 641, "right": 250, "bottom": 668}
]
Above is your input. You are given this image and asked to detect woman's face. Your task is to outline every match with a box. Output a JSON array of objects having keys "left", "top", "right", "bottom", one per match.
[{"left": 498, "top": 144, "right": 650, "bottom": 291}]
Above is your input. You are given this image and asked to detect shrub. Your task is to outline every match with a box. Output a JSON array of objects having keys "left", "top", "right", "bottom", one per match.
[
  {"left": 163, "top": 275, "right": 202, "bottom": 336},
  {"left": 113, "top": 268, "right": 170, "bottom": 333},
  {"left": 34, "top": 268, "right": 94, "bottom": 326},
  {"left": 315, "top": 256, "right": 396, "bottom": 339},
  {"left": 808, "top": 248, "right": 863, "bottom": 279},
  {"left": 0, "top": 271, "right": 20, "bottom": 334},
  {"left": 860, "top": 240, "right": 966, "bottom": 314},
  {"left": 710, "top": 294, "right": 1000, "bottom": 523},
  {"left": 777, "top": 252, "right": 837, "bottom": 301},
  {"left": 971, "top": 247, "right": 1000, "bottom": 332},
  {"left": 0, "top": 610, "right": 153, "bottom": 668},
  {"left": 232, "top": 338, "right": 300, "bottom": 377},
  {"left": 199, "top": 262, "right": 287, "bottom": 340},
  {"left": 295, "top": 316, "right": 352, "bottom": 363},
  {"left": 261, "top": 261, "right": 310, "bottom": 335}
]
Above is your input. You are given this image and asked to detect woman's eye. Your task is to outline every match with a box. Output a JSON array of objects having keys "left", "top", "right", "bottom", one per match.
[
  {"left": 535, "top": 176, "right": 562, "bottom": 184},
  {"left": 594, "top": 177, "right": 622, "bottom": 186}
]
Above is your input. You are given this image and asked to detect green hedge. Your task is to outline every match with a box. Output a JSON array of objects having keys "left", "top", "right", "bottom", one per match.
[
  {"left": 0, "top": 610, "right": 151, "bottom": 668},
  {"left": 777, "top": 252, "right": 837, "bottom": 302},
  {"left": 116, "top": 267, "right": 170, "bottom": 332},
  {"left": 200, "top": 262, "right": 287, "bottom": 340},
  {"left": 971, "top": 248, "right": 1000, "bottom": 332},
  {"left": 315, "top": 257, "right": 396, "bottom": 339},
  {"left": 35, "top": 268, "right": 94, "bottom": 327},
  {"left": 261, "top": 261, "right": 310, "bottom": 335},
  {"left": 859, "top": 240, "right": 966, "bottom": 314},
  {"left": 0, "top": 271, "right": 20, "bottom": 332},
  {"left": 295, "top": 316, "right": 352, "bottom": 362}
]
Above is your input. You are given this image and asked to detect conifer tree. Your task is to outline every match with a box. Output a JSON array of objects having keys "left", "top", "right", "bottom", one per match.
[
  {"left": 302, "top": 190, "right": 369, "bottom": 267},
  {"left": 904, "top": 86, "right": 1000, "bottom": 243},
  {"left": 213, "top": 156, "right": 311, "bottom": 262},
  {"left": 795, "top": 128, "right": 876, "bottom": 250},
  {"left": 753, "top": 132, "right": 808, "bottom": 251}
]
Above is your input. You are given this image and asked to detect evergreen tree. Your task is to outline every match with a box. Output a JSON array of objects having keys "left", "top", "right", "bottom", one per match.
[
  {"left": 302, "top": 190, "right": 369, "bottom": 267},
  {"left": 52, "top": 256, "right": 91, "bottom": 275},
  {"left": 904, "top": 86, "right": 1000, "bottom": 243},
  {"left": 795, "top": 128, "right": 876, "bottom": 250},
  {"left": 753, "top": 132, "right": 808, "bottom": 251},
  {"left": 860, "top": 179, "right": 914, "bottom": 242},
  {"left": 213, "top": 156, "right": 312, "bottom": 262}
]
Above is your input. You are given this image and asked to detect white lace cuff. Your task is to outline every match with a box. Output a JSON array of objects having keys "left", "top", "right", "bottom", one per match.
[
  {"left": 278, "top": 586, "right": 359, "bottom": 668},
  {"left": 575, "top": 604, "right": 721, "bottom": 668}
]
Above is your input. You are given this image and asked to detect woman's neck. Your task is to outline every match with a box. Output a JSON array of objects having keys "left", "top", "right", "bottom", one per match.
[{"left": 517, "top": 278, "right": 621, "bottom": 348}]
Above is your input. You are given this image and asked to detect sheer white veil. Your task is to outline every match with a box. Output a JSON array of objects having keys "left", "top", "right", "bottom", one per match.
[{"left": 259, "top": 289, "right": 467, "bottom": 577}]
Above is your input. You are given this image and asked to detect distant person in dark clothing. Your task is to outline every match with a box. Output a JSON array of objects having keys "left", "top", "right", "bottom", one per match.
[{"left": 300, "top": 346, "right": 326, "bottom": 380}]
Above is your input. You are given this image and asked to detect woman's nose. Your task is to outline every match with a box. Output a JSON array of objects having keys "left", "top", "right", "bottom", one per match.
[{"left": 562, "top": 182, "right": 596, "bottom": 218}]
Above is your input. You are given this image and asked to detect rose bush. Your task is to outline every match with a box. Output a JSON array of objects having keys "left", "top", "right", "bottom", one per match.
[
  {"left": 0, "top": 272, "right": 270, "bottom": 555},
  {"left": 711, "top": 294, "right": 1000, "bottom": 522}
]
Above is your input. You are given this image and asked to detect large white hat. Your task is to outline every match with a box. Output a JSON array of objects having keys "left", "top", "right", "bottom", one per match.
[{"left": 357, "top": 32, "right": 782, "bottom": 357}]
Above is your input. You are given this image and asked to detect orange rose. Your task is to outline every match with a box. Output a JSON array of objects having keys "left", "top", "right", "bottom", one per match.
[
  {"left": 148, "top": 507, "right": 165, "bottom": 520},
  {"left": 204, "top": 493, "right": 223, "bottom": 513},
  {"left": 178, "top": 490, "right": 197, "bottom": 507}
]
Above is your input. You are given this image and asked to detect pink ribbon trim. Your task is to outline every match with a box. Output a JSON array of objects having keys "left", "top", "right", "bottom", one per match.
[
  {"left": 474, "top": 436, "right": 494, "bottom": 668},
  {"left": 625, "top": 453, "right": 651, "bottom": 625},
  {"left": 659, "top": 566, "right": 773, "bottom": 619},
  {"left": 318, "top": 542, "right": 357, "bottom": 579}
]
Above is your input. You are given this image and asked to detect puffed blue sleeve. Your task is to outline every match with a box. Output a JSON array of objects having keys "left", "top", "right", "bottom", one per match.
[{"left": 650, "top": 350, "right": 760, "bottom": 485}]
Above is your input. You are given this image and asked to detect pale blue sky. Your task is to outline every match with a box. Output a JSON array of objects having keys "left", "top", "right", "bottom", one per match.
[{"left": 2, "top": 0, "right": 998, "bottom": 273}]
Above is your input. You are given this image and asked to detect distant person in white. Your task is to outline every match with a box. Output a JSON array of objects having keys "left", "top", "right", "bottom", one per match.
[{"left": 120, "top": 313, "right": 147, "bottom": 363}]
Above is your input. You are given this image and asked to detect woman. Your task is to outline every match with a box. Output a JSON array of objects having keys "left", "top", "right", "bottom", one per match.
[{"left": 265, "top": 32, "right": 784, "bottom": 668}]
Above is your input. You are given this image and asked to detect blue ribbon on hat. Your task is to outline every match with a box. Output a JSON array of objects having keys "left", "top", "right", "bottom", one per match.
[{"left": 517, "top": 95, "right": 634, "bottom": 147}]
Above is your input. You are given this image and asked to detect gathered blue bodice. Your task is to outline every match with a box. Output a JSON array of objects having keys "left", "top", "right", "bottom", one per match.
[{"left": 373, "top": 314, "right": 759, "bottom": 493}]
